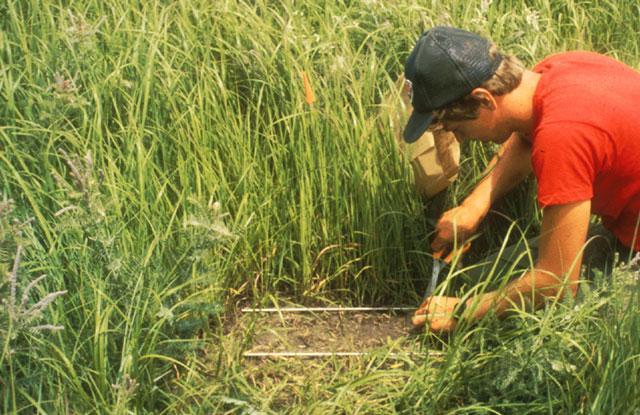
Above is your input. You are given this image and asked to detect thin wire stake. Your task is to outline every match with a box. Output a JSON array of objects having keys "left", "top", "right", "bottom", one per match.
[
  {"left": 243, "top": 351, "right": 443, "bottom": 358},
  {"left": 241, "top": 306, "right": 414, "bottom": 313}
]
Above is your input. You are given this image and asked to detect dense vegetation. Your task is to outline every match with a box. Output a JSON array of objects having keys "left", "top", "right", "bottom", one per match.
[{"left": 1, "top": 0, "right": 639, "bottom": 413}]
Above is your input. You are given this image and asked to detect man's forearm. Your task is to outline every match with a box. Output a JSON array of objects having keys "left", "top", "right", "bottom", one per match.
[
  {"left": 461, "top": 200, "right": 590, "bottom": 323},
  {"left": 462, "top": 267, "right": 578, "bottom": 321},
  {"left": 462, "top": 133, "right": 533, "bottom": 215}
]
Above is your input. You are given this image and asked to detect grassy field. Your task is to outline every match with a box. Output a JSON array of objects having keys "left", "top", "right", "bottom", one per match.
[{"left": 1, "top": 0, "right": 639, "bottom": 413}]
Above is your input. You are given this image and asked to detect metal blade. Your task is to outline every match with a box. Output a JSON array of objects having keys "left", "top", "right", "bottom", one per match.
[{"left": 424, "top": 260, "right": 442, "bottom": 301}]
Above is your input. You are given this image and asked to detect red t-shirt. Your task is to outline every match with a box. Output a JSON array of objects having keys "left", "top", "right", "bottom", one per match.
[{"left": 532, "top": 51, "right": 640, "bottom": 251}]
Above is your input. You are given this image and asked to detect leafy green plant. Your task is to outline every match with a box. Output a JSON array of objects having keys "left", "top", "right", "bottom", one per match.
[{"left": 1, "top": 0, "right": 640, "bottom": 413}]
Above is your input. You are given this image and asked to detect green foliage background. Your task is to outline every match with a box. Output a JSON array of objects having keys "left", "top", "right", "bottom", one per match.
[{"left": 1, "top": 0, "right": 639, "bottom": 413}]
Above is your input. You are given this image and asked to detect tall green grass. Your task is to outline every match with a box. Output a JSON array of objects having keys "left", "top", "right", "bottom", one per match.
[{"left": 1, "top": 0, "right": 639, "bottom": 413}]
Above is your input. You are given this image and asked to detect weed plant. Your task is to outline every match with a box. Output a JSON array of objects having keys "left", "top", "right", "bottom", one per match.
[{"left": 1, "top": 0, "right": 639, "bottom": 413}]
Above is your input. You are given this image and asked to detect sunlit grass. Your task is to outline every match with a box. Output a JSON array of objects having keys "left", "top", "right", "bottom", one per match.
[{"left": 1, "top": 0, "right": 639, "bottom": 413}]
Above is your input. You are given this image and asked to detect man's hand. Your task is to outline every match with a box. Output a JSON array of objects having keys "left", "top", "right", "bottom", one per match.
[
  {"left": 430, "top": 133, "right": 532, "bottom": 255},
  {"left": 412, "top": 295, "right": 462, "bottom": 333},
  {"left": 417, "top": 200, "right": 591, "bottom": 332},
  {"left": 431, "top": 203, "right": 485, "bottom": 254}
]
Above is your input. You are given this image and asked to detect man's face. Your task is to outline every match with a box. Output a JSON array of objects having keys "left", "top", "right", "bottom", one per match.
[
  {"left": 432, "top": 105, "right": 511, "bottom": 144},
  {"left": 427, "top": 88, "right": 515, "bottom": 144}
]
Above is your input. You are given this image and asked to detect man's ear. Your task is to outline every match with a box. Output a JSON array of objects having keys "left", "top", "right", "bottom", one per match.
[{"left": 470, "top": 88, "right": 497, "bottom": 110}]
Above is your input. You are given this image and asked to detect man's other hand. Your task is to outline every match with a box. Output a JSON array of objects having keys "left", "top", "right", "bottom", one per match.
[{"left": 412, "top": 295, "right": 461, "bottom": 333}]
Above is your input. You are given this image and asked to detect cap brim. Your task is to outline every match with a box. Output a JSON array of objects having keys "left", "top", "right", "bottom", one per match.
[{"left": 403, "top": 111, "right": 434, "bottom": 143}]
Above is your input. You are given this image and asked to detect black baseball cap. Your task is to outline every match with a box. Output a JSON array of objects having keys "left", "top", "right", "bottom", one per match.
[{"left": 403, "top": 27, "right": 503, "bottom": 143}]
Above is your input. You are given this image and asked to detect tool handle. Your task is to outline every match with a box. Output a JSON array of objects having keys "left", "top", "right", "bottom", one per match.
[{"left": 434, "top": 242, "right": 471, "bottom": 264}]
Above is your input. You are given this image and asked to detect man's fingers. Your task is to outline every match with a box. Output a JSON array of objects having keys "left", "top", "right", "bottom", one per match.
[
  {"left": 411, "top": 314, "right": 427, "bottom": 327},
  {"left": 430, "top": 235, "right": 450, "bottom": 254},
  {"left": 412, "top": 304, "right": 430, "bottom": 329},
  {"left": 411, "top": 314, "right": 452, "bottom": 331},
  {"left": 418, "top": 297, "right": 432, "bottom": 310}
]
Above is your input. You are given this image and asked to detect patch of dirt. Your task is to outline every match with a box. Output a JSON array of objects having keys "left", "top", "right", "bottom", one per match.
[
  {"left": 215, "top": 306, "right": 440, "bottom": 410},
  {"left": 231, "top": 309, "right": 416, "bottom": 355}
]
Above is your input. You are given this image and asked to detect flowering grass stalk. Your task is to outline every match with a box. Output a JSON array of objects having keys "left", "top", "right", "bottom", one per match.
[{"left": 0, "top": 0, "right": 639, "bottom": 413}]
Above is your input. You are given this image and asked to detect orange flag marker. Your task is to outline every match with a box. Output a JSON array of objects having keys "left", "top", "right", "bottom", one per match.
[{"left": 301, "top": 71, "right": 315, "bottom": 105}]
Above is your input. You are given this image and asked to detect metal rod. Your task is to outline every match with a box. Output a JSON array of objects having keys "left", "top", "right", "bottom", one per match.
[
  {"left": 241, "top": 306, "right": 414, "bottom": 313},
  {"left": 243, "top": 351, "right": 443, "bottom": 358}
]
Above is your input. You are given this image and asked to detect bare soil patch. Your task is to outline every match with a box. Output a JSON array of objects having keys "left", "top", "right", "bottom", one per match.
[
  {"left": 230, "top": 309, "right": 418, "bottom": 355},
  {"left": 216, "top": 306, "right": 438, "bottom": 410}
]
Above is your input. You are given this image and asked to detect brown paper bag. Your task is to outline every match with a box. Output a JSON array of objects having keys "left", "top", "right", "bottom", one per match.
[
  {"left": 380, "top": 75, "right": 460, "bottom": 198},
  {"left": 410, "top": 129, "right": 460, "bottom": 198}
]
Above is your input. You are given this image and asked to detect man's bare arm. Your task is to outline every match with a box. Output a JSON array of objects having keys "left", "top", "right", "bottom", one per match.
[
  {"left": 464, "top": 200, "right": 591, "bottom": 320},
  {"left": 464, "top": 132, "right": 533, "bottom": 217},
  {"left": 432, "top": 133, "right": 533, "bottom": 252}
]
